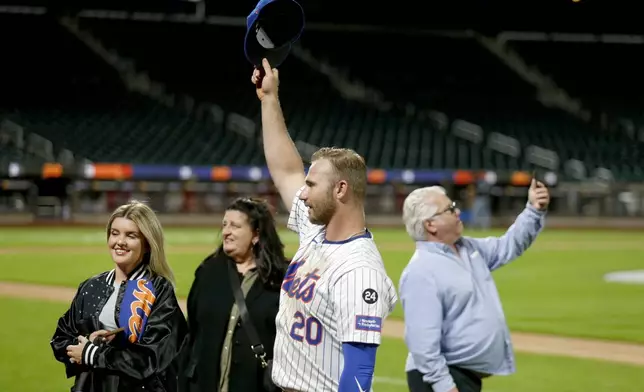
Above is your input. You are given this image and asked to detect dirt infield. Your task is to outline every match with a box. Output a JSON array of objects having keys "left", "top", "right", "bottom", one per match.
[{"left": 2, "top": 281, "right": 644, "bottom": 366}]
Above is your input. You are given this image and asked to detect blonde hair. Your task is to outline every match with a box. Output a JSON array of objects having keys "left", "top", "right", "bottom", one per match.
[
  {"left": 106, "top": 200, "right": 175, "bottom": 286},
  {"left": 311, "top": 147, "right": 367, "bottom": 201}
]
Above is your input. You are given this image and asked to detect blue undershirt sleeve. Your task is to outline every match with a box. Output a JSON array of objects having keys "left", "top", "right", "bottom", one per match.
[{"left": 339, "top": 342, "right": 377, "bottom": 392}]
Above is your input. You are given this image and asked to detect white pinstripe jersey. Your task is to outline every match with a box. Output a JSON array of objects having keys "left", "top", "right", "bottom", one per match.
[{"left": 272, "top": 187, "right": 398, "bottom": 392}]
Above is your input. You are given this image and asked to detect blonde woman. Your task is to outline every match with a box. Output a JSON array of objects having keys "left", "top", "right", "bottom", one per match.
[{"left": 50, "top": 200, "right": 188, "bottom": 392}]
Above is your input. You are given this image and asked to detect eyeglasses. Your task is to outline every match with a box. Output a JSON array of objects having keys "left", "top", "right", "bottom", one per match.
[
  {"left": 431, "top": 201, "right": 457, "bottom": 219},
  {"left": 443, "top": 201, "right": 457, "bottom": 215}
]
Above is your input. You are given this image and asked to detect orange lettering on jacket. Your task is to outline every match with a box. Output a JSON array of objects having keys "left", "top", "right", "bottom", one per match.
[{"left": 128, "top": 279, "right": 157, "bottom": 343}]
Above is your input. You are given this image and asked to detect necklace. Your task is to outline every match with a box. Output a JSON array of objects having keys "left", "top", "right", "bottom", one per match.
[
  {"left": 346, "top": 228, "right": 367, "bottom": 240},
  {"left": 320, "top": 228, "right": 366, "bottom": 245}
]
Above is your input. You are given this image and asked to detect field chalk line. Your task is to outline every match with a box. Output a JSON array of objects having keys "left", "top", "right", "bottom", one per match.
[{"left": 373, "top": 377, "right": 407, "bottom": 386}]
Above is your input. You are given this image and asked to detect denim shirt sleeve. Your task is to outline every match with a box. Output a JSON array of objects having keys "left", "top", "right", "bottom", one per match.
[
  {"left": 469, "top": 201, "right": 546, "bottom": 271},
  {"left": 400, "top": 262, "right": 455, "bottom": 392}
]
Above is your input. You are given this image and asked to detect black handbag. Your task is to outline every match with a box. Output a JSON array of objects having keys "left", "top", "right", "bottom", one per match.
[{"left": 227, "top": 262, "right": 279, "bottom": 392}]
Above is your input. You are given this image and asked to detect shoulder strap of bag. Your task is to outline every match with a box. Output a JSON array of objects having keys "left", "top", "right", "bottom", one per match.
[{"left": 226, "top": 260, "right": 269, "bottom": 368}]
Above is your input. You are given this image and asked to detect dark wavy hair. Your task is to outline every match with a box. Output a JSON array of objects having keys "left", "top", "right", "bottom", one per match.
[{"left": 214, "top": 197, "right": 288, "bottom": 290}]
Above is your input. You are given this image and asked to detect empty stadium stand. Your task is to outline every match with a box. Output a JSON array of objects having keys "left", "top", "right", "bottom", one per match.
[
  {"left": 2, "top": 14, "right": 643, "bottom": 179},
  {"left": 0, "top": 138, "right": 29, "bottom": 166},
  {"left": 508, "top": 36, "right": 644, "bottom": 178},
  {"left": 1, "top": 15, "right": 261, "bottom": 165},
  {"left": 0, "top": 15, "right": 122, "bottom": 108},
  {"left": 78, "top": 19, "right": 529, "bottom": 171},
  {"left": 508, "top": 40, "right": 644, "bottom": 126},
  {"left": 503, "top": 39, "right": 644, "bottom": 179},
  {"left": 298, "top": 30, "right": 644, "bottom": 179}
]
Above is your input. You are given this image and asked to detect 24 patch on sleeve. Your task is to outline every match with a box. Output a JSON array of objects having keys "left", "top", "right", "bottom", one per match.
[
  {"left": 362, "top": 288, "right": 378, "bottom": 304},
  {"left": 355, "top": 315, "right": 382, "bottom": 332}
]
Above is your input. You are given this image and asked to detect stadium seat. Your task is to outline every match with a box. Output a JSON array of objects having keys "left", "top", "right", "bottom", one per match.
[{"left": 2, "top": 15, "right": 642, "bottom": 179}]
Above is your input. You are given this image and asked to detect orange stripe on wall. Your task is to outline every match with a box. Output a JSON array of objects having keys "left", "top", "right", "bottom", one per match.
[
  {"left": 93, "top": 164, "right": 133, "bottom": 180},
  {"left": 367, "top": 169, "right": 387, "bottom": 184},
  {"left": 42, "top": 163, "right": 63, "bottom": 179},
  {"left": 453, "top": 170, "right": 475, "bottom": 185},
  {"left": 211, "top": 166, "right": 232, "bottom": 181},
  {"left": 510, "top": 171, "right": 531, "bottom": 186}
]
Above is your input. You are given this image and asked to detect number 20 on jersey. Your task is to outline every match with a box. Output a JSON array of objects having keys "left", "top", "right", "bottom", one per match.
[{"left": 289, "top": 311, "right": 323, "bottom": 345}]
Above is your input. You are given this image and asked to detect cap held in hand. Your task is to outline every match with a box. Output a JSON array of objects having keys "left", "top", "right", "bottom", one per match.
[{"left": 244, "top": 0, "right": 305, "bottom": 68}]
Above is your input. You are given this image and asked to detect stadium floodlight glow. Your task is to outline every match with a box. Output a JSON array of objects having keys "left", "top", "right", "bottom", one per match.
[
  {"left": 484, "top": 171, "right": 497, "bottom": 185},
  {"left": 544, "top": 172, "right": 558, "bottom": 186},
  {"left": 8, "top": 162, "right": 20, "bottom": 177},
  {"left": 179, "top": 166, "right": 193, "bottom": 180},
  {"left": 249, "top": 167, "right": 263, "bottom": 181},
  {"left": 83, "top": 164, "right": 96, "bottom": 179},
  {"left": 401, "top": 170, "right": 415, "bottom": 184}
]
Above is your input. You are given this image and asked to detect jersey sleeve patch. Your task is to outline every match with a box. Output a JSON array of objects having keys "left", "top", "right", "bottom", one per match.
[
  {"left": 355, "top": 315, "right": 382, "bottom": 332},
  {"left": 332, "top": 265, "right": 395, "bottom": 344},
  {"left": 362, "top": 288, "right": 378, "bottom": 304}
]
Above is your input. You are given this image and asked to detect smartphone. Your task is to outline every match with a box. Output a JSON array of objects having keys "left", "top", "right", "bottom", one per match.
[
  {"left": 92, "top": 327, "right": 125, "bottom": 345},
  {"left": 102, "top": 327, "right": 125, "bottom": 338},
  {"left": 532, "top": 170, "right": 545, "bottom": 187}
]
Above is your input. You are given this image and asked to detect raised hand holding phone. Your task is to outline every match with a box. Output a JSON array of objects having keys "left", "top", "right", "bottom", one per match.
[{"left": 529, "top": 172, "right": 550, "bottom": 210}]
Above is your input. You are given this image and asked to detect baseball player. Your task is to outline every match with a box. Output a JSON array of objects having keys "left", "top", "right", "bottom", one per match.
[{"left": 251, "top": 58, "right": 398, "bottom": 392}]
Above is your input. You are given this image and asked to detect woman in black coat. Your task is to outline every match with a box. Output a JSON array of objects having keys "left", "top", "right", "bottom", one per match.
[
  {"left": 180, "top": 197, "right": 288, "bottom": 392},
  {"left": 50, "top": 200, "right": 188, "bottom": 392}
]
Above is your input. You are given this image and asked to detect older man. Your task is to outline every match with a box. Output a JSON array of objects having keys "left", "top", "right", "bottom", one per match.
[{"left": 399, "top": 179, "right": 550, "bottom": 392}]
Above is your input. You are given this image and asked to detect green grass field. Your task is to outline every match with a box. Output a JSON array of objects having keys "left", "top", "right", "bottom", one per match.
[{"left": 1, "top": 226, "right": 644, "bottom": 391}]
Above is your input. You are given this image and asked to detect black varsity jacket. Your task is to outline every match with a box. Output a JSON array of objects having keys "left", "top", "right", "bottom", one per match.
[{"left": 50, "top": 262, "right": 188, "bottom": 392}]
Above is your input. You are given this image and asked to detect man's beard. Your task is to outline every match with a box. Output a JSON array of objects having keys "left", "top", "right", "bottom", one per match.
[{"left": 308, "top": 192, "right": 336, "bottom": 226}]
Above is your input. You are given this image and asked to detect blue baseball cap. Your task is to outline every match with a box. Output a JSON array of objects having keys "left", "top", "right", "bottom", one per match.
[{"left": 244, "top": 0, "right": 305, "bottom": 68}]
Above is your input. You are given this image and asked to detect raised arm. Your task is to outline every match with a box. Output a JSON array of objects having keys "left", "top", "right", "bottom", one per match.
[
  {"left": 469, "top": 178, "right": 549, "bottom": 271},
  {"left": 252, "top": 58, "right": 305, "bottom": 208}
]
